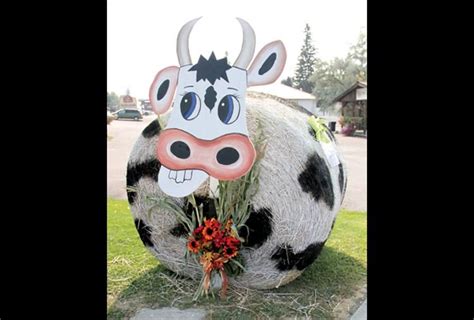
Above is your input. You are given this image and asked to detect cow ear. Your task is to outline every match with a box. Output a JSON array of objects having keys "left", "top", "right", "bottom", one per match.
[
  {"left": 149, "top": 66, "right": 179, "bottom": 115},
  {"left": 247, "top": 41, "right": 286, "bottom": 87}
]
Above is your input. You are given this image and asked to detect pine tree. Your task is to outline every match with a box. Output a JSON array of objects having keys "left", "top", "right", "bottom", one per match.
[
  {"left": 281, "top": 76, "right": 293, "bottom": 87},
  {"left": 294, "top": 24, "right": 317, "bottom": 93}
]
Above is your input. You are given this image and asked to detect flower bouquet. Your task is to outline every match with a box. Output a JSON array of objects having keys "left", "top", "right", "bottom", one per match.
[
  {"left": 150, "top": 123, "right": 266, "bottom": 300},
  {"left": 187, "top": 217, "right": 244, "bottom": 299}
]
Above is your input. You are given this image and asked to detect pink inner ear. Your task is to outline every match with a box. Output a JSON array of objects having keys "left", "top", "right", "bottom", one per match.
[
  {"left": 149, "top": 66, "right": 179, "bottom": 115},
  {"left": 247, "top": 41, "right": 286, "bottom": 87}
]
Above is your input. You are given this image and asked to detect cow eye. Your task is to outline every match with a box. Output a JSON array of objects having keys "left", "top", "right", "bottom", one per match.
[
  {"left": 218, "top": 95, "right": 240, "bottom": 124},
  {"left": 180, "top": 92, "right": 201, "bottom": 120}
]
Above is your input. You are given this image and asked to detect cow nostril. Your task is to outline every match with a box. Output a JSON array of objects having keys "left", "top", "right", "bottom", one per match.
[
  {"left": 170, "top": 141, "right": 190, "bottom": 159},
  {"left": 216, "top": 147, "right": 240, "bottom": 165}
]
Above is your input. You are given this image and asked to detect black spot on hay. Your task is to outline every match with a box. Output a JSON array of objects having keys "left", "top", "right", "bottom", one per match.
[
  {"left": 169, "top": 196, "right": 217, "bottom": 237},
  {"left": 142, "top": 120, "right": 161, "bottom": 138},
  {"left": 343, "top": 173, "right": 348, "bottom": 196},
  {"left": 271, "top": 242, "right": 326, "bottom": 271},
  {"left": 298, "top": 153, "right": 335, "bottom": 209},
  {"left": 169, "top": 223, "right": 188, "bottom": 237},
  {"left": 190, "top": 196, "right": 217, "bottom": 219},
  {"left": 126, "top": 159, "right": 161, "bottom": 204},
  {"left": 338, "top": 163, "right": 344, "bottom": 194},
  {"left": 134, "top": 219, "right": 154, "bottom": 247},
  {"left": 239, "top": 207, "right": 273, "bottom": 248}
]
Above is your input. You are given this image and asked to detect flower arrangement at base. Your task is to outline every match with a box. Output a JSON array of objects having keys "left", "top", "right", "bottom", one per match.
[
  {"left": 145, "top": 122, "right": 266, "bottom": 300},
  {"left": 187, "top": 217, "right": 244, "bottom": 299}
]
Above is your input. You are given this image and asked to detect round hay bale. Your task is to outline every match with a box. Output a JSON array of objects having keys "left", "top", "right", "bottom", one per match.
[{"left": 126, "top": 93, "right": 347, "bottom": 289}]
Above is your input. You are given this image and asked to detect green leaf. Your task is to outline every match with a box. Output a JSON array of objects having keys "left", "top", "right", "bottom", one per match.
[{"left": 308, "top": 115, "right": 331, "bottom": 144}]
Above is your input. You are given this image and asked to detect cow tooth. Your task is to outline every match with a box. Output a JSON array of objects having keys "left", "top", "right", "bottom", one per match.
[
  {"left": 176, "top": 170, "right": 185, "bottom": 183},
  {"left": 169, "top": 170, "right": 177, "bottom": 180},
  {"left": 185, "top": 170, "right": 193, "bottom": 181}
]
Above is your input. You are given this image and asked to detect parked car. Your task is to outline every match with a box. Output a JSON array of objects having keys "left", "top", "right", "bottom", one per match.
[{"left": 112, "top": 108, "right": 143, "bottom": 121}]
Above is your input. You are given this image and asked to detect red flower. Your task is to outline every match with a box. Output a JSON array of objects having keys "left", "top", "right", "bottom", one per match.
[
  {"left": 187, "top": 238, "right": 200, "bottom": 254},
  {"left": 204, "top": 218, "right": 221, "bottom": 230},
  {"left": 223, "top": 245, "right": 238, "bottom": 259},
  {"left": 212, "top": 231, "right": 225, "bottom": 248},
  {"left": 225, "top": 236, "right": 240, "bottom": 249},
  {"left": 193, "top": 225, "right": 204, "bottom": 239}
]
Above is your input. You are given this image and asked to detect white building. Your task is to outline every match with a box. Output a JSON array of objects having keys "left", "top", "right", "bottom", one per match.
[{"left": 248, "top": 83, "right": 318, "bottom": 114}]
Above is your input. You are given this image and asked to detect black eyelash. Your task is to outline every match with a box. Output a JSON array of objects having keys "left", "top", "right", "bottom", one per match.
[{"left": 178, "top": 91, "right": 190, "bottom": 97}]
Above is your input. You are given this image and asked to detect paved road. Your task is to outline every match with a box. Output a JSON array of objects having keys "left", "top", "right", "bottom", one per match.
[
  {"left": 107, "top": 117, "right": 367, "bottom": 212},
  {"left": 107, "top": 115, "right": 157, "bottom": 199},
  {"left": 337, "top": 134, "right": 367, "bottom": 211}
]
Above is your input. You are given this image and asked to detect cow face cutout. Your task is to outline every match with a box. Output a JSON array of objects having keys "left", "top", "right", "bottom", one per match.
[{"left": 150, "top": 18, "right": 286, "bottom": 197}]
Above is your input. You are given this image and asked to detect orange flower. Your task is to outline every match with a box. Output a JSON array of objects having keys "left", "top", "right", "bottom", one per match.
[
  {"left": 204, "top": 218, "right": 221, "bottom": 230},
  {"left": 225, "top": 236, "right": 240, "bottom": 249},
  {"left": 223, "top": 245, "right": 238, "bottom": 259},
  {"left": 202, "top": 225, "right": 218, "bottom": 241},
  {"left": 187, "top": 238, "right": 200, "bottom": 254}
]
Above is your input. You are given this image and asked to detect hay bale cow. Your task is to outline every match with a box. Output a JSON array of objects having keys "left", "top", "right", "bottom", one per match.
[{"left": 126, "top": 18, "right": 347, "bottom": 289}]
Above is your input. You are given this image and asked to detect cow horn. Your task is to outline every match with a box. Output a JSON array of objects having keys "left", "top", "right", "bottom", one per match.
[
  {"left": 177, "top": 17, "right": 201, "bottom": 66},
  {"left": 233, "top": 18, "right": 256, "bottom": 69}
]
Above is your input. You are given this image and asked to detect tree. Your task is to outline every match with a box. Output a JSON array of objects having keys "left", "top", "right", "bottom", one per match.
[
  {"left": 281, "top": 76, "right": 293, "bottom": 87},
  {"left": 107, "top": 91, "right": 119, "bottom": 109},
  {"left": 348, "top": 32, "right": 367, "bottom": 79},
  {"left": 311, "top": 58, "right": 359, "bottom": 110},
  {"left": 310, "top": 31, "right": 367, "bottom": 111},
  {"left": 294, "top": 24, "right": 317, "bottom": 93}
]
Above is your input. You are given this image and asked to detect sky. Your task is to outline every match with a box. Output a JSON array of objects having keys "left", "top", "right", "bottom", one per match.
[{"left": 107, "top": 0, "right": 366, "bottom": 99}]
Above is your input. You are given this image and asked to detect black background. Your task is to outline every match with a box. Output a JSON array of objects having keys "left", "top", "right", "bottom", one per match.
[
  {"left": 0, "top": 0, "right": 472, "bottom": 319},
  {"left": 0, "top": 1, "right": 106, "bottom": 319}
]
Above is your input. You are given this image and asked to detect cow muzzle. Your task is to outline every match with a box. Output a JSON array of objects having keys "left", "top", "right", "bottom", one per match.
[{"left": 156, "top": 128, "right": 256, "bottom": 181}]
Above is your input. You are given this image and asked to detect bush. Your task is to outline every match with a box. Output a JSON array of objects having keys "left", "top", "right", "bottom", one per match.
[{"left": 341, "top": 123, "right": 357, "bottom": 136}]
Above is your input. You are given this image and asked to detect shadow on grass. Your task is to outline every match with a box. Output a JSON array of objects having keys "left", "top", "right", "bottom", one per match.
[{"left": 108, "top": 245, "right": 366, "bottom": 320}]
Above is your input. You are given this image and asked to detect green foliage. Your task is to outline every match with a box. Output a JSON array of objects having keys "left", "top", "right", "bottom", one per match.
[
  {"left": 143, "top": 122, "right": 266, "bottom": 237},
  {"left": 308, "top": 116, "right": 331, "bottom": 143},
  {"left": 215, "top": 122, "right": 266, "bottom": 229},
  {"left": 348, "top": 32, "right": 367, "bottom": 72},
  {"left": 311, "top": 32, "right": 367, "bottom": 111},
  {"left": 107, "top": 91, "right": 119, "bottom": 109},
  {"left": 294, "top": 24, "right": 317, "bottom": 93},
  {"left": 281, "top": 76, "right": 294, "bottom": 87}
]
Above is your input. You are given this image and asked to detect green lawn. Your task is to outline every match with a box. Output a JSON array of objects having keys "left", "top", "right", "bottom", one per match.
[{"left": 107, "top": 198, "right": 366, "bottom": 319}]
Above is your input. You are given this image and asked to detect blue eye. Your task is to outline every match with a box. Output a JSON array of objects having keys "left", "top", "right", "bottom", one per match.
[
  {"left": 180, "top": 92, "right": 201, "bottom": 120},
  {"left": 218, "top": 95, "right": 240, "bottom": 124}
]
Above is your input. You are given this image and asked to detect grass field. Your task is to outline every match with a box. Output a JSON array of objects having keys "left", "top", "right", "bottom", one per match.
[{"left": 107, "top": 198, "right": 366, "bottom": 319}]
